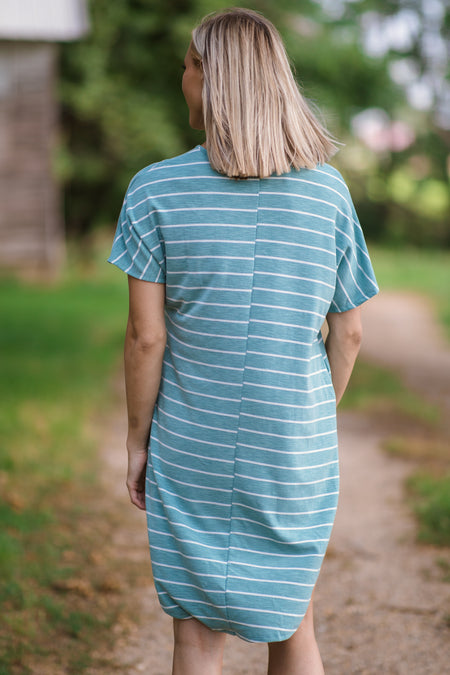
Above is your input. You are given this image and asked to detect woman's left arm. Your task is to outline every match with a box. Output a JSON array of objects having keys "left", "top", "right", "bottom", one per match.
[{"left": 124, "top": 276, "right": 166, "bottom": 510}]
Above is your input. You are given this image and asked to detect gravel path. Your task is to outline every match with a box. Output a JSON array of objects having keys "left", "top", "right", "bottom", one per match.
[{"left": 97, "top": 292, "right": 450, "bottom": 674}]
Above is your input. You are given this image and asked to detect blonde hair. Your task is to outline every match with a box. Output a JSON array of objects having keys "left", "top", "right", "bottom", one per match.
[{"left": 191, "top": 7, "right": 337, "bottom": 178}]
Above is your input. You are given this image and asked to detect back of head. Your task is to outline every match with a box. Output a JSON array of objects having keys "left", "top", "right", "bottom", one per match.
[{"left": 191, "top": 7, "right": 337, "bottom": 178}]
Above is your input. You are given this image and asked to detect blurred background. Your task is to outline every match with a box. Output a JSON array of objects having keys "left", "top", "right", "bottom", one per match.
[{"left": 0, "top": 0, "right": 449, "bottom": 673}]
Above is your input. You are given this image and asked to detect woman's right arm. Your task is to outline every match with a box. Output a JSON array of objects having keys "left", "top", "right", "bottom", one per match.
[{"left": 325, "top": 307, "right": 363, "bottom": 406}]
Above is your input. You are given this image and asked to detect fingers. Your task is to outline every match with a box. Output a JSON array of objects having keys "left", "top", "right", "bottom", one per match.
[{"left": 127, "top": 484, "right": 146, "bottom": 510}]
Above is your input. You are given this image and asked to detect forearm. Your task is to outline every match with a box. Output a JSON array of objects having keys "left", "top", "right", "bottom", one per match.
[
  {"left": 325, "top": 313, "right": 362, "bottom": 406},
  {"left": 124, "top": 321, "right": 166, "bottom": 451}
]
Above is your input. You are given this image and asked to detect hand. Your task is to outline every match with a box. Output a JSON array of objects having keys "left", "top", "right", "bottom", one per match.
[{"left": 126, "top": 447, "right": 148, "bottom": 510}]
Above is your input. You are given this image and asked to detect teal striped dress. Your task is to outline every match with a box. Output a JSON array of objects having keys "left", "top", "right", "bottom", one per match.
[{"left": 109, "top": 145, "right": 378, "bottom": 642}]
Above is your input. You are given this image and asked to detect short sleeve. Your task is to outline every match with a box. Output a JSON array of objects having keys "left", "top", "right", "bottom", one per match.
[
  {"left": 329, "top": 192, "right": 378, "bottom": 313},
  {"left": 107, "top": 175, "right": 166, "bottom": 283}
]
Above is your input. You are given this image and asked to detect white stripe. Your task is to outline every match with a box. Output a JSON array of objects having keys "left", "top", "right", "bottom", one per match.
[
  {"left": 255, "top": 258, "right": 335, "bottom": 286},
  {"left": 162, "top": 360, "right": 242, "bottom": 387},
  {"left": 139, "top": 254, "right": 154, "bottom": 279},
  {"left": 159, "top": 391, "right": 239, "bottom": 419},
  {"left": 109, "top": 249, "right": 127, "bottom": 264},
  {"left": 147, "top": 492, "right": 231, "bottom": 518},
  {"left": 153, "top": 560, "right": 227, "bottom": 578},
  {"left": 270, "top": 174, "right": 348, "bottom": 202},
  {"left": 226, "top": 589, "right": 310, "bottom": 602},
  {"left": 237, "top": 426, "right": 335, "bottom": 441},
  {"left": 170, "top": 270, "right": 253, "bottom": 277},
  {"left": 262, "top": 189, "right": 338, "bottom": 210},
  {"left": 233, "top": 516, "right": 335, "bottom": 532},
  {"left": 247, "top": 336, "right": 311, "bottom": 347},
  {"left": 167, "top": 255, "right": 254, "bottom": 261},
  {"left": 253, "top": 290, "right": 334, "bottom": 310},
  {"left": 233, "top": 502, "right": 336, "bottom": 517},
  {"left": 239, "top": 412, "right": 336, "bottom": 426},
  {"left": 223, "top": 604, "right": 305, "bottom": 619},
  {"left": 259, "top": 207, "right": 334, "bottom": 224},
  {"left": 158, "top": 408, "right": 236, "bottom": 435},
  {"left": 162, "top": 372, "right": 240, "bottom": 402},
  {"left": 229, "top": 545, "right": 327, "bottom": 559},
  {"left": 147, "top": 529, "right": 229, "bottom": 551},
  {"left": 236, "top": 442, "right": 337, "bottom": 457},
  {"left": 152, "top": 469, "right": 232, "bottom": 493},
  {"left": 169, "top": 239, "right": 253, "bottom": 245},
  {"left": 166, "top": 313, "right": 247, "bottom": 342},
  {"left": 226, "top": 559, "right": 320, "bottom": 571},
  {"left": 244, "top": 366, "right": 328, "bottom": 380},
  {"left": 151, "top": 512, "right": 228, "bottom": 537},
  {"left": 236, "top": 456, "right": 337, "bottom": 472},
  {"left": 233, "top": 478, "right": 339, "bottom": 498},
  {"left": 173, "top": 309, "right": 248, "bottom": 325},
  {"left": 241, "top": 396, "right": 334, "bottom": 410},
  {"left": 147, "top": 479, "right": 231, "bottom": 509},
  {"left": 167, "top": 284, "right": 251, "bottom": 294},
  {"left": 153, "top": 578, "right": 225, "bottom": 593},
  {"left": 156, "top": 453, "right": 234, "bottom": 478},
  {"left": 154, "top": 419, "right": 236, "bottom": 448},
  {"left": 228, "top": 574, "right": 314, "bottom": 588},
  {"left": 149, "top": 544, "right": 226, "bottom": 565},
  {"left": 235, "top": 462, "right": 338, "bottom": 483},
  {"left": 242, "top": 379, "right": 329, "bottom": 394},
  {"left": 256, "top": 238, "right": 334, "bottom": 257},
  {"left": 246, "top": 350, "right": 322, "bottom": 362},
  {"left": 169, "top": 348, "right": 245, "bottom": 372},
  {"left": 161, "top": 222, "right": 256, "bottom": 230}
]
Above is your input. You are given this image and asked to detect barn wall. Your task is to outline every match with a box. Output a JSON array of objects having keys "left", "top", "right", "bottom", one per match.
[{"left": 0, "top": 42, "right": 64, "bottom": 273}]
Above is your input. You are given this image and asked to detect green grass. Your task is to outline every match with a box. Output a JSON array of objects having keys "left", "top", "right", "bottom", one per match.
[
  {"left": 369, "top": 245, "right": 450, "bottom": 338},
  {"left": 357, "top": 245, "right": 450, "bottom": 548},
  {"left": 341, "top": 359, "right": 440, "bottom": 426},
  {"left": 1, "top": 241, "right": 449, "bottom": 671},
  {"left": 0, "top": 250, "right": 128, "bottom": 673},
  {"left": 407, "top": 473, "right": 450, "bottom": 547}
]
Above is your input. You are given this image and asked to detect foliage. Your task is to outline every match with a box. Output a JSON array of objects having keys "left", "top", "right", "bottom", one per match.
[
  {"left": 0, "top": 263, "right": 127, "bottom": 672},
  {"left": 57, "top": 0, "right": 450, "bottom": 246}
]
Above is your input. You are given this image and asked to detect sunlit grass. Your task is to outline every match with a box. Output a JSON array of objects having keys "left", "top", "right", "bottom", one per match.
[
  {"left": 1, "top": 241, "right": 449, "bottom": 672},
  {"left": 342, "top": 359, "right": 440, "bottom": 427},
  {"left": 360, "top": 244, "right": 450, "bottom": 548},
  {"left": 0, "top": 251, "right": 128, "bottom": 672},
  {"left": 407, "top": 473, "right": 450, "bottom": 548},
  {"left": 369, "top": 245, "right": 450, "bottom": 337}
]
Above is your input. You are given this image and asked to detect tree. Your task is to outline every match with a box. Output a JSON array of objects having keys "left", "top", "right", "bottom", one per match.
[{"left": 59, "top": 0, "right": 449, "bottom": 245}]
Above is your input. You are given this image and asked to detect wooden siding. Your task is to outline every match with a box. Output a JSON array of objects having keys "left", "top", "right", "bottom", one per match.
[{"left": 0, "top": 42, "right": 64, "bottom": 273}]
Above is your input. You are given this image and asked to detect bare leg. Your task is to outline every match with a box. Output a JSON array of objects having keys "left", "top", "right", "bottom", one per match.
[
  {"left": 267, "top": 599, "right": 324, "bottom": 675},
  {"left": 172, "top": 617, "right": 226, "bottom": 675}
]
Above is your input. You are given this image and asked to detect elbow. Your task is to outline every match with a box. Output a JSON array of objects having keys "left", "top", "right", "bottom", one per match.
[
  {"left": 135, "top": 331, "right": 167, "bottom": 354},
  {"left": 347, "top": 324, "right": 363, "bottom": 349},
  {"left": 126, "top": 324, "right": 166, "bottom": 355}
]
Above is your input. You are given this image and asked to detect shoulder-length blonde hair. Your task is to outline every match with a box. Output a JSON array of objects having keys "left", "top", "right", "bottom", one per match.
[{"left": 191, "top": 7, "right": 337, "bottom": 178}]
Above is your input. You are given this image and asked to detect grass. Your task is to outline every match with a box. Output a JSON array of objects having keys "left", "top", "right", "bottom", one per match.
[
  {"left": 0, "top": 246, "right": 129, "bottom": 673},
  {"left": 0, "top": 241, "right": 449, "bottom": 670},
  {"left": 341, "top": 359, "right": 440, "bottom": 427},
  {"left": 369, "top": 245, "right": 450, "bottom": 337},
  {"left": 406, "top": 473, "right": 450, "bottom": 548},
  {"left": 348, "top": 245, "right": 450, "bottom": 548}
]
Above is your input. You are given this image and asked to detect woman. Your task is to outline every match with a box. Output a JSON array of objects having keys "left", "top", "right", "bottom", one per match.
[{"left": 109, "top": 8, "right": 378, "bottom": 674}]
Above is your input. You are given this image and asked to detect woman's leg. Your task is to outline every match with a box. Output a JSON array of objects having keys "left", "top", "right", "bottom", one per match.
[
  {"left": 267, "top": 598, "right": 324, "bottom": 675},
  {"left": 172, "top": 617, "right": 226, "bottom": 675}
]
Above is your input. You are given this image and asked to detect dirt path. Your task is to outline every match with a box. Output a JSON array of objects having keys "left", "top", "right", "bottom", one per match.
[{"left": 95, "top": 292, "right": 450, "bottom": 674}]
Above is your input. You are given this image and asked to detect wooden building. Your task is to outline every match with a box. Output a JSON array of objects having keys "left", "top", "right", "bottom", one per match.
[{"left": 0, "top": 0, "right": 88, "bottom": 274}]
